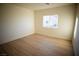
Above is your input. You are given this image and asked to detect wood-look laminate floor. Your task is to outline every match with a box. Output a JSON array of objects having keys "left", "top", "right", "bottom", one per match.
[{"left": 1, "top": 34, "right": 74, "bottom": 56}]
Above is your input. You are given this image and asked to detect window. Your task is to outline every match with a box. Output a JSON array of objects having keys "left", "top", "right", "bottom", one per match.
[{"left": 43, "top": 15, "right": 58, "bottom": 28}]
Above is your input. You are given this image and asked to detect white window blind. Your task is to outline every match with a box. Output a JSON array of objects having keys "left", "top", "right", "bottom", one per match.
[{"left": 43, "top": 15, "right": 58, "bottom": 28}]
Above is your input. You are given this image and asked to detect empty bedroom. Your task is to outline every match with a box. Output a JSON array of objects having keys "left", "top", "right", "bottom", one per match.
[{"left": 0, "top": 3, "right": 79, "bottom": 56}]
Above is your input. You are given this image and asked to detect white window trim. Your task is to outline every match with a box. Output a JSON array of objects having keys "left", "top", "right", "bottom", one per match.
[{"left": 43, "top": 15, "right": 58, "bottom": 29}]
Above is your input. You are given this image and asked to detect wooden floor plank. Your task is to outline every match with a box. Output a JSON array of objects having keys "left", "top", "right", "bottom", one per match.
[{"left": 1, "top": 34, "right": 74, "bottom": 56}]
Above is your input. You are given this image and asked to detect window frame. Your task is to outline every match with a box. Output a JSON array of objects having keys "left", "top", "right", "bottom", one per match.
[{"left": 43, "top": 15, "right": 58, "bottom": 29}]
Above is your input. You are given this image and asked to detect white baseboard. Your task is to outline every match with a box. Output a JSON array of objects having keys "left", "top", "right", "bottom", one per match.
[{"left": 0, "top": 33, "right": 34, "bottom": 45}]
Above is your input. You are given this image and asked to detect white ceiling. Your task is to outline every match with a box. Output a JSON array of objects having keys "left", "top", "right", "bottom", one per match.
[{"left": 14, "top": 3, "right": 73, "bottom": 10}]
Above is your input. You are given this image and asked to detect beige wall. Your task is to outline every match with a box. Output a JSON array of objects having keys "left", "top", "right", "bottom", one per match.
[
  {"left": 35, "top": 5, "right": 75, "bottom": 40},
  {"left": 1, "top": 4, "right": 34, "bottom": 44}
]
